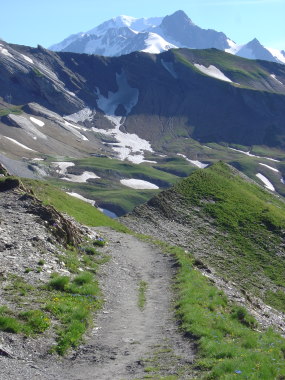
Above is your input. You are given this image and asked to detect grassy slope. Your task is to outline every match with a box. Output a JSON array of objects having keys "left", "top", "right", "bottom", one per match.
[
  {"left": 173, "top": 48, "right": 282, "bottom": 90},
  {"left": 174, "top": 162, "right": 285, "bottom": 309},
  {"left": 22, "top": 178, "right": 129, "bottom": 232}
]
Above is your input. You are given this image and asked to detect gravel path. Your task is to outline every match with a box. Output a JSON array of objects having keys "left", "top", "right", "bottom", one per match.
[{"left": 1, "top": 226, "right": 195, "bottom": 379}]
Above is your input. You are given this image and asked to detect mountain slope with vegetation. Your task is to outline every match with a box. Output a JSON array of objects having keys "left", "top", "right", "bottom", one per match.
[
  {"left": 123, "top": 162, "right": 285, "bottom": 316},
  {"left": 2, "top": 167, "right": 285, "bottom": 379}
]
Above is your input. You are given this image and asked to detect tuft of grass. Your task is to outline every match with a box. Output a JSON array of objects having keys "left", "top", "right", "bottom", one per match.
[
  {"left": 48, "top": 275, "right": 70, "bottom": 291},
  {"left": 45, "top": 271, "right": 101, "bottom": 355},
  {"left": 19, "top": 310, "right": 50, "bottom": 335},
  {"left": 138, "top": 281, "right": 148, "bottom": 310}
]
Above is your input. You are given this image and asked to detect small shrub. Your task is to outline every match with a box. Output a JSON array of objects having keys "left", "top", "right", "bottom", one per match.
[
  {"left": 38, "top": 259, "right": 45, "bottom": 266},
  {"left": 19, "top": 310, "right": 50, "bottom": 334},
  {"left": 93, "top": 237, "right": 106, "bottom": 247},
  {"left": 24, "top": 268, "right": 33, "bottom": 273},
  {"left": 48, "top": 275, "right": 70, "bottom": 291},
  {"left": 231, "top": 306, "right": 257, "bottom": 328},
  {"left": 0, "top": 316, "right": 22, "bottom": 333},
  {"left": 73, "top": 272, "right": 93, "bottom": 286},
  {"left": 83, "top": 246, "right": 98, "bottom": 255}
]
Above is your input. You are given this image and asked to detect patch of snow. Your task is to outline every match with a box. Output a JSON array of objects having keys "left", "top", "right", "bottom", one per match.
[
  {"left": 256, "top": 173, "right": 275, "bottom": 191},
  {"left": 141, "top": 33, "right": 177, "bottom": 54},
  {"left": 32, "top": 158, "right": 44, "bottom": 161},
  {"left": 94, "top": 75, "right": 154, "bottom": 163},
  {"left": 0, "top": 46, "right": 13, "bottom": 58},
  {"left": 120, "top": 178, "right": 159, "bottom": 189},
  {"left": 281, "top": 178, "right": 285, "bottom": 185},
  {"left": 62, "top": 121, "right": 88, "bottom": 141},
  {"left": 203, "top": 145, "right": 213, "bottom": 149},
  {"left": 30, "top": 116, "right": 45, "bottom": 127},
  {"left": 177, "top": 154, "right": 208, "bottom": 169},
  {"left": 66, "top": 192, "right": 96, "bottom": 206},
  {"left": 161, "top": 59, "right": 178, "bottom": 79},
  {"left": 259, "top": 163, "right": 279, "bottom": 173},
  {"left": 51, "top": 162, "right": 75, "bottom": 175},
  {"left": 228, "top": 147, "right": 280, "bottom": 162},
  {"left": 92, "top": 115, "right": 154, "bottom": 164},
  {"left": 66, "top": 90, "right": 76, "bottom": 97},
  {"left": 194, "top": 64, "right": 232, "bottom": 83},
  {"left": 96, "top": 71, "right": 139, "bottom": 116},
  {"left": 64, "top": 107, "right": 94, "bottom": 123},
  {"left": 88, "top": 15, "right": 163, "bottom": 35},
  {"left": 266, "top": 47, "right": 285, "bottom": 64},
  {"left": 270, "top": 74, "right": 283, "bottom": 86},
  {"left": 225, "top": 39, "right": 238, "bottom": 53},
  {"left": 62, "top": 171, "right": 100, "bottom": 183},
  {"left": 2, "top": 136, "right": 36, "bottom": 151},
  {"left": 21, "top": 54, "right": 34, "bottom": 64}
]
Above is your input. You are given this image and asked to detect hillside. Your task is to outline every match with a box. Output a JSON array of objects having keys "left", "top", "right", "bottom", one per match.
[
  {"left": 123, "top": 162, "right": 285, "bottom": 319},
  {"left": 2, "top": 167, "right": 285, "bottom": 378}
]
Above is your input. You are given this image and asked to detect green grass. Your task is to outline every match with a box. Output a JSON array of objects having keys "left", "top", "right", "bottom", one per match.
[
  {"left": 173, "top": 49, "right": 273, "bottom": 88},
  {"left": 138, "top": 280, "right": 148, "bottom": 310},
  {"left": 0, "top": 105, "right": 23, "bottom": 117},
  {"left": 46, "top": 271, "right": 101, "bottom": 355},
  {"left": 172, "top": 162, "right": 285, "bottom": 308},
  {"left": 22, "top": 178, "right": 129, "bottom": 232},
  {"left": 0, "top": 306, "right": 50, "bottom": 335},
  {"left": 159, "top": 243, "right": 285, "bottom": 379}
]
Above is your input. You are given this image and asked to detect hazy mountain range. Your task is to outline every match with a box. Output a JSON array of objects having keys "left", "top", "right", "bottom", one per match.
[{"left": 49, "top": 10, "right": 285, "bottom": 64}]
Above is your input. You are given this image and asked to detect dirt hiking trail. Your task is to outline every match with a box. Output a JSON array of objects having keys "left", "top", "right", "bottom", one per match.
[{"left": 1, "top": 228, "right": 195, "bottom": 379}]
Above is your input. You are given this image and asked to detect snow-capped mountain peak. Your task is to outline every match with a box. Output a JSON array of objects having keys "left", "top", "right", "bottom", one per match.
[
  {"left": 49, "top": 10, "right": 284, "bottom": 64},
  {"left": 87, "top": 15, "right": 163, "bottom": 36}
]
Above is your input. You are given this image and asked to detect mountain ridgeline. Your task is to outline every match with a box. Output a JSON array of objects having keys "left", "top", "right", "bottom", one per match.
[
  {"left": 49, "top": 10, "right": 285, "bottom": 65},
  {"left": 1, "top": 41, "right": 285, "bottom": 154}
]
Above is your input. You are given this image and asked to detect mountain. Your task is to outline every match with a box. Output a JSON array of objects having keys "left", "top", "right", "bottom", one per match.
[
  {"left": 226, "top": 38, "right": 285, "bottom": 64},
  {"left": 49, "top": 10, "right": 285, "bottom": 64},
  {"left": 1, "top": 40, "right": 285, "bottom": 213}
]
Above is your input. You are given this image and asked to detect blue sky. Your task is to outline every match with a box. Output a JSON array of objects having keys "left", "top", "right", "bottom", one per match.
[{"left": 1, "top": 0, "right": 284, "bottom": 50}]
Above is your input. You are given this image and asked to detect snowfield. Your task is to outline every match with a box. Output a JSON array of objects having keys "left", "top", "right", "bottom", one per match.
[
  {"left": 30, "top": 117, "right": 45, "bottom": 127},
  {"left": 94, "top": 72, "right": 154, "bottom": 164},
  {"left": 62, "top": 121, "right": 88, "bottom": 141},
  {"left": 194, "top": 64, "right": 232, "bottom": 83},
  {"left": 229, "top": 147, "right": 280, "bottom": 162},
  {"left": 21, "top": 54, "right": 34, "bottom": 64},
  {"left": 64, "top": 107, "right": 94, "bottom": 123},
  {"left": 270, "top": 74, "right": 283, "bottom": 86},
  {"left": 62, "top": 171, "right": 100, "bottom": 183},
  {"left": 2, "top": 136, "right": 36, "bottom": 151},
  {"left": 177, "top": 154, "right": 208, "bottom": 169},
  {"left": 120, "top": 179, "right": 159, "bottom": 189},
  {"left": 66, "top": 192, "right": 96, "bottom": 206},
  {"left": 256, "top": 173, "right": 275, "bottom": 191},
  {"left": 141, "top": 33, "right": 177, "bottom": 54},
  {"left": 259, "top": 163, "right": 279, "bottom": 173},
  {"left": 0, "top": 46, "right": 13, "bottom": 58},
  {"left": 51, "top": 162, "right": 75, "bottom": 175},
  {"left": 96, "top": 71, "right": 139, "bottom": 116}
]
